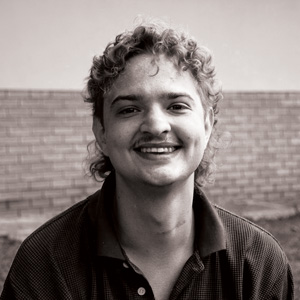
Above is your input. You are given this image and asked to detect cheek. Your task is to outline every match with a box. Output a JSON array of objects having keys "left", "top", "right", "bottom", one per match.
[{"left": 106, "top": 125, "right": 129, "bottom": 151}]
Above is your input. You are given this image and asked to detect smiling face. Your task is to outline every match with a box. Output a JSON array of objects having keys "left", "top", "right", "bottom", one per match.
[{"left": 93, "top": 54, "right": 213, "bottom": 188}]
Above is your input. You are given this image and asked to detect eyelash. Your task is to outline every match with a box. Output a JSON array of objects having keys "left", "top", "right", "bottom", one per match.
[
  {"left": 169, "top": 104, "right": 189, "bottom": 110},
  {"left": 118, "top": 107, "right": 140, "bottom": 115},
  {"left": 117, "top": 103, "right": 190, "bottom": 115}
]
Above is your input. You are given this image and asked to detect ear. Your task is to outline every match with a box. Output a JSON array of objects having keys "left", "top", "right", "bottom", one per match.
[
  {"left": 92, "top": 116, "right": 109, "bottom": 156},
  {"left": 204, "top": 108, "right": 214, "bottom": 145}
]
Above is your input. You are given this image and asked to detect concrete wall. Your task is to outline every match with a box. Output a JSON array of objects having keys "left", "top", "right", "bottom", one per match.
[{"left": 1, "top": 90, "right": 299, "bottom": 219}]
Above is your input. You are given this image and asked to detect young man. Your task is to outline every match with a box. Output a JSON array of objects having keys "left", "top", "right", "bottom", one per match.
[{"left": 1, "top": 22, "right": 293, "bottom": 299}]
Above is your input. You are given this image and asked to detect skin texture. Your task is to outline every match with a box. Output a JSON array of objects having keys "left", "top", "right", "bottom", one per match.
[{"left": 94, "top": 54, "right": 213, "bottom": 190}]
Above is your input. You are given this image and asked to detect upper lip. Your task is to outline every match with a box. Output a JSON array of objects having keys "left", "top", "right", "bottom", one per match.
[{"left": 133, "top": 142, "right": 181, "bottom": 150}]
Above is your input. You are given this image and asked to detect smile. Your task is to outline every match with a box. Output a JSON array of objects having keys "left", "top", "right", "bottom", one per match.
[{"left": 139, "top": 147, "right": 177, "bottom": 153}]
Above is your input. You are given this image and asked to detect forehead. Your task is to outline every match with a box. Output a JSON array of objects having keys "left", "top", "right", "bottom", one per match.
[{"left": 104, "top": 54, "right": 200, "bottom": 102}]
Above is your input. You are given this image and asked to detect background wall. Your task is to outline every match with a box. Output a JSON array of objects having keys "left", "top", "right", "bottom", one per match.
[{"left": 1, "top": 90, "right": 299, "bottom": 219}]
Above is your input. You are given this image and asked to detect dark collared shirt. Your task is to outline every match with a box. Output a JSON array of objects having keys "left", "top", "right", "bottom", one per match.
[{"left": 1, "top": 175, "right": 294, "bottom": 299}]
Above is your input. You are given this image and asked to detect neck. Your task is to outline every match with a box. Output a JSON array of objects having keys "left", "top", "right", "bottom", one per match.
[{"left": 115, "top": 174, "right": 195, "bottom": 256}]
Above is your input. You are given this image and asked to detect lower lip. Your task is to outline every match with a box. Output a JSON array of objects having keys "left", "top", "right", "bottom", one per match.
[{"left": 134, "top": 149, "right": 180, "bottom": 160}]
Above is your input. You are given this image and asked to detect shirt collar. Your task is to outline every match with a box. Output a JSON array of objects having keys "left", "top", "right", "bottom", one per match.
[{"left": 88, "top": 174, "right": 226, "bottom": 260}]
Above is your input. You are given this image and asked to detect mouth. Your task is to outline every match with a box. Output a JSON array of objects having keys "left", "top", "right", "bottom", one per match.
[
  {"left": 134, "top": 145, "right": 181, "bottom": 154},
  {"left": 139, "top": 146, "right": 178, "bottom": 154}
]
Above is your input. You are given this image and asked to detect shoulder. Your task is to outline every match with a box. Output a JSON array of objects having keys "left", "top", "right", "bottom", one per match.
[
  {"left": 1, "top": 191, "right": 101, "bottom": 299},
  {"left": 214, "top": 205, "right": 293, "bottom": 298},
  {"left": 10, "top": 190, "right": 102, "bottom": 272},
  {"left": 215, "top": 205, "right": 287, "bottom": 257}
]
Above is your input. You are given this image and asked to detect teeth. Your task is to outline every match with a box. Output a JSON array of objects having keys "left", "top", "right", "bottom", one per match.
[{"left": 140, "top": 147, "right": 175, "bottom": 153}]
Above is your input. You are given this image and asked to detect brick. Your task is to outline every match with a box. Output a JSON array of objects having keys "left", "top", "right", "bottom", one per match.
[
  {"left": 74, "top": 177, "right": 93, "bottom": 186},
  {"left": 21, "top": 136, "right": 42, "bottom": 144},
  {"left": 243, "top": 170, "right": 258, "bottom": 178},
  {"left": 42, "top": 153, "right": 64, "bottom": 161},
  {"left": 29, "top": 90, "right": 51, "bottom": 100},
  {"left": 269, "top": 177, "right": 284, "bottom": 184},
  {"left": 52, "top": 197, "right": 72, "bottom": 207},
  {"left": 42, "top": 136, "right": 62, "bottom": 144},
  {"left": 251, "top": 193, "right": 265, "bottom": 200},
  {"left": 63, "top": 153, "right": 85, "bottom": 162},
  {"left": 0, "top": 100, "right": 20, "bottom": 108},
  {"left": 51, "top": 91, "right": 77, "bottom": 100},
  {"left": 7, "top": 181, "right": 29, "bottom": 191},
  {"left": 0, "top": 90, "right": 8, "bottom": 100},
  {"left": 54, "top": 145, "right": 74, "bottom": 153},
  {"left": 75, "top": 108, "right": 90, "bottom": 117},
  {"left": 42, "top": 172, "right": 63, "bottom": 180},
  {"left": 275, "top": 184, "right": 291, "bottom": 192},
  {"left": 44, "top": 189, "right": 66, "bottom": 198},
  {"left": 31, "top": 198, "right": 52, "bottom": 208},
  {"left": 52, "top": 162, "right": 76, "bottom": 171},
  {"left": 64, "top": 136, "right": 84, "bottom": 143},
  {"left": 8, "top": 108, "right": 32, "bottom": 117},
  {"left": 8, "top": 145, "right": 30, "bottom": 154},
  {"left": 7, "top": 90, "right": 29, "bottom": 100},
  {"left": 20, "top": 154, "right": 41, "bottom": 163},
  {"left": 54, "top": 110, "right": 74, "bottom": 118},
  {"left": 283, "top": 191, "right": 298, "bottom": 199},
  {"left": 291, "top": 138, "right": 300, "bottom": 145},
  {"left": 21, "top": 172, "right": 45, "bottom": 182},
  {"left": 259, "top": 185, "right": 275, "bottom": 193},
  {"left": 54, "top": 128, "right": 75, "bottom": 135},
  {"left": 0, "top": 209, "right": 19, "bottom": 218},
  {"left": 276, "top": 169, "right": 290, "bottom": 176},
  {"left": 31, "top": 144, "right": 54, "bottom": 153},
  {"left": 243, "top": 186, "right": 258, "bottom": 194},
  {"left": 52, "top": 179, "right": 73, "bottom": 188},
  {"left": 20, "top": 208, "right": 43, "bottom": 217},
  {"left": 22, "top": 190, "right": 43, "bottom": 200},
  {"left": 0, "top": 201, "right": 9, "bottom": 210},
  {"left": 234, "top": 179, "right": 250, "bottom": 186},
  {"left": 9, "top": 128, "right": 32, "bottom": 136},
  {"left": 31, "top": 108, "right": 54, "bottom": 118},
  {"left": 30, "top": 180, "right": 52, "bottom": 189},
  {"left": 0, "top": 146, "right": 7, "bottom": 155},
  {"left": 292, "top": 183, "right": 300, "bottom": 190},
  {"left": 31, "top": 127, "right": 53, "bottom": 135},
  {"left": 9, "top": 199, "right": 31, "bottom": 210},
  {"left": 1, "top": 136, "right": 20, "bottom": 145},
  {"left": 65, "top": 188, "right": 84, "bottom": 197},
  {"left": 226, "top": 187, "right": 241, "bottom": 194},
  {"left": 0, "top": 156, "right": 18, "bottom": 166}
]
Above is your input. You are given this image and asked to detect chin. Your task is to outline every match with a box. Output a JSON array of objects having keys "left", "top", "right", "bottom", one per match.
[{"left": 139, "top": 171, "right": 193, "bottom": 188}]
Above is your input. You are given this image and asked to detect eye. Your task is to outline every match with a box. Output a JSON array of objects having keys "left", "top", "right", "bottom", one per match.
[
  {"left": 169, "top": 103, "right": 190, "bottom": 112},
  {"left": 118, "top": 107, "right": 140, "bottom": 115}
]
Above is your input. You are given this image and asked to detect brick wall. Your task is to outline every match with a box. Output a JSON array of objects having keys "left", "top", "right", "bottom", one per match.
[
  {"left": 0, "top": 90, "right": 299, "bottom": 218},
  {"left": 0, "top": 90, "right": 98, "bottom": 218},
  {"left": 204, "top": 92, "right": 300, "bottom": 210}
]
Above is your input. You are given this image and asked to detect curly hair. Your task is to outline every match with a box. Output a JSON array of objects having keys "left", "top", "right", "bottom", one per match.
[{"left": 84, "top": 21, "right": 226, "bottom": 187}]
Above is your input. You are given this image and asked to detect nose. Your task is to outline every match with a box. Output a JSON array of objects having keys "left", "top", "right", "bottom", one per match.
[{"left": 140, "top": 107, "right": 171, "bottom": 136}]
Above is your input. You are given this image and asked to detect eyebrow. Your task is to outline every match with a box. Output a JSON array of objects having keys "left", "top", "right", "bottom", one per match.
[
  {"left": 111, "top": 94, "right": 141, "bottom": 107},
  {"left": 166, "top": 92, "right": 194, "bottom": 101},
  {"left": 110, "top": 92, "right": 195, "bottom": 107}
]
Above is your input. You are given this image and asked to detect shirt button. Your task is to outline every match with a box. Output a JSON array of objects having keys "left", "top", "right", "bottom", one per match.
[
  {"left": 123, "top": 262, "right": 129, "bottom": 268},
  {"left": 137, "top": 287, "right": 146, "bottom": 296}
]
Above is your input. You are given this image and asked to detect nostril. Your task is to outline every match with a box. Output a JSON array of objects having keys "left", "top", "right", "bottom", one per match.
[{"left": 140, "top": 117, "right": 171, "bottom": 135}]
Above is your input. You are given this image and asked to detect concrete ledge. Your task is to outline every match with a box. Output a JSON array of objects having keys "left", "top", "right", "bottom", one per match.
[
  {"left": 0, "top": 216, "right": 48, "bottom": 241},
  {"left": 0, "top": 203, "right": 299, "bottom": 241}
]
